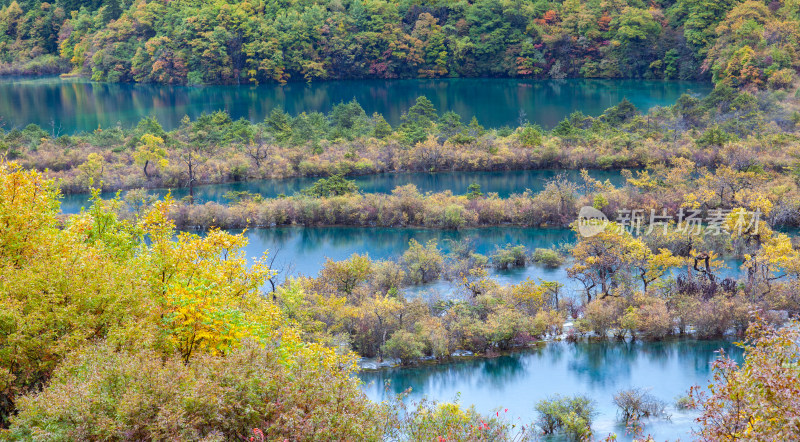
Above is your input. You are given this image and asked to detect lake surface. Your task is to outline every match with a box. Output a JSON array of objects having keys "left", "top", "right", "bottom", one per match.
[
  {"left": 239, "top": 226, "right": 577, "bottom": 287},
  {"left": 0, "top": 77, "right": 711, "bottom": 132},
  {"left": 235, "top": 226, "right": 744, "bottom": 294},
  {"left": 360, "top": 339, "right": 745, "bottom": 441},
  {"left": 59, "top": 169, "right": 630, "bottom": 214}
]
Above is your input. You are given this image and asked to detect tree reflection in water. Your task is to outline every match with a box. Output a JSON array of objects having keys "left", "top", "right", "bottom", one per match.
[{"left": 360, "top": 340, "right": 744, "bottom": 441}]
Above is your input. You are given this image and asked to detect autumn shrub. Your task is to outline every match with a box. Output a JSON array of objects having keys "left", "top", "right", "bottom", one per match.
[
  {"left": 0, "top": 165, "right": 155, "bottom": 425},
  {"left": 169, "top": 188, "right": 576, "bottom": 229},
  {"left": 517, "top": 125, "right": 543, "bottom": 148},
  {"left": 674, "top": 395, "right": 692, "bottom": 410},
  {"left": 484, "top": 307, "right": 539, "bottom": 350},
  {"left": 223, "top": 190, "right": 264, "bottom": 203},
  {"left": 442, "top": 204, "right": 466, "bottom": 229},
  {"left": 491, "top": 244, "right": 528, "bottom": 270},
  {"left": 370, "top": 260, "right": 406, "bottom": 296},
  {"left": 690, "top": 319, "right": 800, "bottom": 441},
  {"left": 317, "top": 254, "right": 373, "bottom": 299},
  {"left": 300, "top": 174, "right": 360, "bottom": 197},
  {"left": 532, "top": 247, "right": 565, "bottom": 268},
  {"left": 618, "top": 306, "right": 641, "bottom": 340},
  {"left": 387, "top": 398, "right": 528, "bottom": 442},
  {"left": 382, "top": 330, "right": 426, "bottom": 365},
  {"left": 402, "top": 239, "right": 444, "bottom": 284},
  {"left": 689, "top": 294, "right": 754, "bottom": 338},
  {"left": 534, "top": 394, "right": 596, "bottom": 440},
  {"left": 574, "top": 318, "right": 593, "bottom": 336},
  {"left": 283, "top": 245, "right": 580, "bottom": 362},
  {"left": 415, "top": 317, "right": 451, "bottom": 359},
  {"left": 529, "top": 177, "right": 579, "bottom": 225},
  {"left": 634, "top": 298, "right": 673, "bottom": 339},
  {"left": 613, "top": 388, "right": 668, "bottom": 422},
  {"left": 583, "top": 298, "right": 625, "bottom": 338},
  {"left": 0, "top": 55, "right": 67, "bottom": 76},
  {"left": 534, "top": 309, "right": 565, "bottom": 337},
  {"left": 668, "top": 294, "right": 702, "bottom": 335},
  {"left": 8, "top": 342, "right": 381, "bottom": 441},
  {"left": 449, "top": 314, "right": 491, "bottom": 353}
]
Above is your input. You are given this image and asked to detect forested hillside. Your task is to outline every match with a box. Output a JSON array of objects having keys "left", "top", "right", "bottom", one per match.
[{"left": 0, "top": 0, "right": 798, "bottom": 86}]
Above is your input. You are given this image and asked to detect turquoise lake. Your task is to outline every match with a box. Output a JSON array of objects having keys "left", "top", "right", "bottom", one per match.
[
  {"left": 58, "top": 168, "right": 630, "bottom": 214},
  {"left": 236, "top": 226, "right": 744, "bottom": 289},
  {"left": 0, "top": 77, "right": 711, "bottom": 132},
  {"left": 360, "top": 339, "right": 745, "bottom": 441}
]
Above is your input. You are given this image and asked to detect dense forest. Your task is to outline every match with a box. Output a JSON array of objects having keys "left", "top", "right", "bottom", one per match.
[{"left": 0, "top": 0, "right": 799, "bottom": 86}]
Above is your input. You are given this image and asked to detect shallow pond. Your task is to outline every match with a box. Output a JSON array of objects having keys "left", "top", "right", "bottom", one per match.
[
  {"left": 360, "top": 339, "right": 744, "bottom": 441},
  {"left": 58, "top": 168, "right": 630, "bottom": 214},
  {"left": 234, "top": 226, "right": 743, "bottom": 293}
]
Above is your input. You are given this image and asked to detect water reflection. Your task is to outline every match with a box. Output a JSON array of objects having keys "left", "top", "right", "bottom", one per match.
[
  {"left": 567, "top": 342, "right": 636, "bottom": 387},
  {"left": 235, "top": 226, "right": 748, "bottom": 296},
  {"left": 59, "top": 169, "right": 629, "bottom": 214},
  {"left": 0, "top": 77, "right": 712, "bottom": 132},
  {"left": 360, "top": 340, "right": 744, "bottom": 441},
  {"left": 235, "top": 226, "right": 577, "bottom": 286}
]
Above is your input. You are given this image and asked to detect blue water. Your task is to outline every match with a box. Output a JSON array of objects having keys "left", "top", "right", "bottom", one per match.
[
  {"left": 58, "top": 169, "right": 630, "bottom": 214},
  {"left": 234, "top": 226, "right": 744, "bottom": 295},
  {"left": 0, "top": 77, "right": 711, "bottom": 132},
  {"left": 360, "top": 339, "right": 745, "bottom": 441}
]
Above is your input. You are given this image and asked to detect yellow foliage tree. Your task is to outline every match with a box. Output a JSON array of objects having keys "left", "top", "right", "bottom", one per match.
[
  {"left": 0, "top": 163, "right": 152, "bottom": 425},
  {"left": 134, "top": 133, "right": 168, "bottom": 179},
  {"left": 139, "top": 198, "right": 276, "bottom": 362}
]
